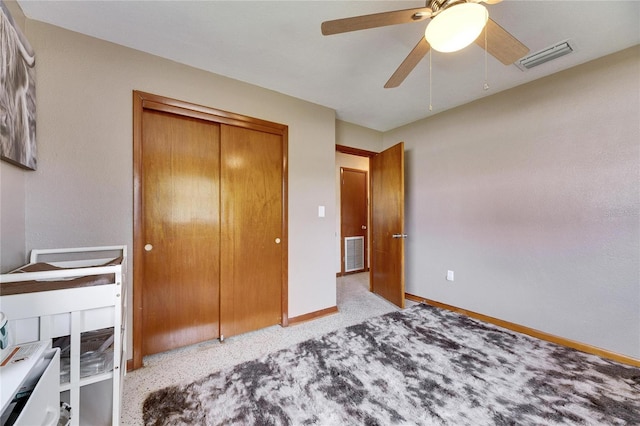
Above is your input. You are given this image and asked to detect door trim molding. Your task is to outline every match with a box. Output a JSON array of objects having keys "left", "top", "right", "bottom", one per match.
[
  {"left": 132, "top": 91, "right": 289, "bottom": 370},
  {"left": 336, "top": 144, "right": 377, "bottom": 158}
]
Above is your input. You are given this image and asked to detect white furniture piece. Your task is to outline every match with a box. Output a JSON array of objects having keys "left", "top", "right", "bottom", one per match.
[
  {"left": 0, "top": 246, "right": 127, "bottom": 426},
  {"left": 1, "top": 341, "right": 60, "bottom": 426}
]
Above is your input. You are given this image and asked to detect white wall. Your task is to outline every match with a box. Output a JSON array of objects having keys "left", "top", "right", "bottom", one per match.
[
  {"left": 18, "top": 18, "right": 337, "bottom": 357},
  {"left": 384, "top": 46, "right": 640, "bottom": 358}
]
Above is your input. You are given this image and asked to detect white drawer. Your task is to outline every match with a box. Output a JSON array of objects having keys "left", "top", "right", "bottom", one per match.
[{"left": 14, "top": 348, "right": 60, "bottom": 426}]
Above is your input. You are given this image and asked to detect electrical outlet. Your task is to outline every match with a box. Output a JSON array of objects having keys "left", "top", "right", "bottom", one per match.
[{"left": 446, "top": 270, "right": 454, "bottom": 281}]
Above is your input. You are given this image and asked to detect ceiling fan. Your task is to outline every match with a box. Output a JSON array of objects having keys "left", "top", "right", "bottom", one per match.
[{"left": 321, "top": 0, "right": 529, "bottom": 88}]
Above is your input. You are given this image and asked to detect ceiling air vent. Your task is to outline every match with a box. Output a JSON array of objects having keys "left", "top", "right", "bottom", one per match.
[{"left": 516, "top": 40, "right": 576, "bottom": 71}]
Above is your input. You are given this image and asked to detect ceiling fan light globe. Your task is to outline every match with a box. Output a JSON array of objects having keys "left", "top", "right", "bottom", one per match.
[{"left": 425, "top": 3, "right": 489, "bottom": 53}]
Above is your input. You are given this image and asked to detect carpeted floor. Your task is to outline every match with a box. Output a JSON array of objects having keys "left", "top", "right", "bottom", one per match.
[
  {"left": 122, "top": 273, "right": 413, "bottom": 424},
  {"left": 143, "top": 303, "right": 640, "bottom": 425}
]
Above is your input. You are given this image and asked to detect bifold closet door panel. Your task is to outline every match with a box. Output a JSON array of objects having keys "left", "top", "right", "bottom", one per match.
[
  {"left": 141, "top": 110, "right": 221, "bottom": 355},
  {"left": 220, "top": 124, "right": 283, "bottom": 338}
]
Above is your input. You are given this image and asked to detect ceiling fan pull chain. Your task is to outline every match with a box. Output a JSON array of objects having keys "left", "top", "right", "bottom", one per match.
[
  {"left": 483, "top": 25, "right": 490, "bottom": 91},
  {"left": 429, "top": 49, "right": 433, "bottom": 111}
]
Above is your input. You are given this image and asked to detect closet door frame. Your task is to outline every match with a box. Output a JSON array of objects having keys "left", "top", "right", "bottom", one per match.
[{"left": 131, "top": 91, "right": 289, "bottom": 370}]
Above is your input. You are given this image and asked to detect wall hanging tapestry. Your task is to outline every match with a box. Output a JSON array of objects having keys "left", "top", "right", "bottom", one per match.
[{"left": 0, "top": 0, "right": 36, "bottom": 170}]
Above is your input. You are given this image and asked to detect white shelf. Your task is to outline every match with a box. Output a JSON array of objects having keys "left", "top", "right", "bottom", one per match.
[
  {"left": 0, "top": 246, "right": 126, "bottom": 426},
  {"left": 59, "top": 370, "right": 114, "bottom": 392}
]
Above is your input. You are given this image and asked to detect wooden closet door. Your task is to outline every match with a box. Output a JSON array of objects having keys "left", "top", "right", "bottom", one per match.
[
  {"left": 141, "top": 109, "right": 220, "bottom": 355},
  {"left": 220, "top": 124, "right": 283, "bottom": 338}
]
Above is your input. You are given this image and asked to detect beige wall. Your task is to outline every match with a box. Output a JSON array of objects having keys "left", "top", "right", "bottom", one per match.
[
  {"left": 384, "top": 46, "right": 640, "bottom": 358},
  {"left": 0, "top": 0, "right": 28, "bottom": 272},
  {"left": 0, "top": 162, "right": 26, "bottom": 271},
  {"left": 12, "top": 18, "right": 338, "bottom": 357},
  {"left": 336, "top": 120, "right": 382, "bottom": 152}
]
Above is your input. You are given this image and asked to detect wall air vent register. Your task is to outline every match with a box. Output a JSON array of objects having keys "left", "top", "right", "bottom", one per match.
[
  {"left": 344, "top": 236, "right": 365, "bottom": 273},
  {"left": 516, "top": 40, "right": 576, "bottom": 71}
]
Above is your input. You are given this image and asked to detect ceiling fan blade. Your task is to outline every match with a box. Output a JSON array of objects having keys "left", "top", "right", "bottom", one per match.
[
  {"left": 385, "top": 37, "right": 431, "bottom": 89},
  {"left": 321, "top": 7, "right": 432, "bottom": 36},
  {"left": 475, "top": 18, "right": 529, "bottom": 65}
]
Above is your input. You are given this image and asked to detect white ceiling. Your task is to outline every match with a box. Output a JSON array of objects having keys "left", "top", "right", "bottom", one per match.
[{"left": 17, "top": 1, "right": 640, "bottom": 131}]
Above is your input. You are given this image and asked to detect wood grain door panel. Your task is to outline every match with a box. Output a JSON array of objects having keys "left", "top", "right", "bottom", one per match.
[
  {"left": 220, "top": 124, "right": 283, "bottom": 338},
  {"left": 370, "top": 142, "right": 405, "bottom": 308},
  {"left": 133, "top": 91, "right": 288, "bottom": 369},
  {"left": 141, "top": 109, "right": 220, "bottom": 355}
]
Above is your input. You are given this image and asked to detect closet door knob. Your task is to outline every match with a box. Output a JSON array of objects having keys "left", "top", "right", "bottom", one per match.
[
  {"left": 144, "top": 244, "right": 153, "bottom": 251},
  {"left": 275, "top": 238, "right": 281, "bottom": 244}
]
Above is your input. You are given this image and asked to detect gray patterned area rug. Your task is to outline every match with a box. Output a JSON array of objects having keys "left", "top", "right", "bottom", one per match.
[{"left": 143, "top": 304, "right": 640, "bottom": 425}]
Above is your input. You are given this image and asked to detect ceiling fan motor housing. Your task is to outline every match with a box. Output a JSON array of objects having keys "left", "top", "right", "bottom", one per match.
[{"left": 428, "top": 0, "right": 470, "bottom": 16}]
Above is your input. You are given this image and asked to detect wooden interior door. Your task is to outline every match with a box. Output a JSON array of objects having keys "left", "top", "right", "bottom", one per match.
[
  {"left": 370, "top": 142, "right": 405, "bottom": 308},
  {"left": 340, "top": 168, "right": 368, "bottom": 273},
  {"left": 140, "top": 109, "right": 221, "bottom": 356},
  {"left": 219, "top": 124, "right": 284, "bottom": 339}
]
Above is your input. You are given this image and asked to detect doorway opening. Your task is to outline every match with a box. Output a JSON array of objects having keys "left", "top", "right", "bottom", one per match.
[
  {"left": 336, "top": 143, "right": 406, "bottom": 309},
  {"left": 336, "top": 145, "right": 376, "bottom": 279}
]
